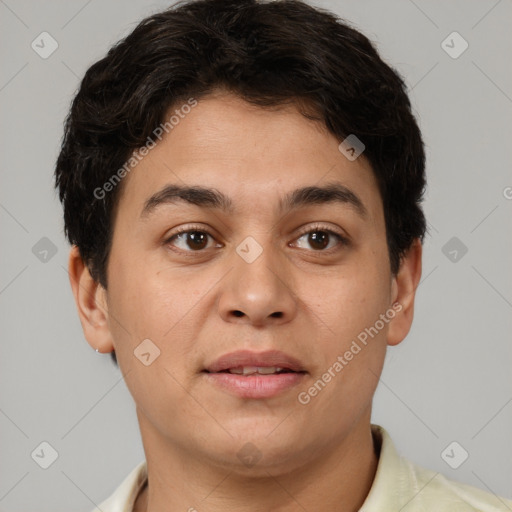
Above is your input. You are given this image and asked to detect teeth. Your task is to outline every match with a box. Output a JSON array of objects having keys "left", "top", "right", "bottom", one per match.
[
  {"left": 227, "top": 366, "right": 284, "bottom": 375},
  {"left": 227, "top": 367, "right": 245, "bottom": 375},
  {"left": 257, "top": 366, "right": 283, "bottom": 375}
]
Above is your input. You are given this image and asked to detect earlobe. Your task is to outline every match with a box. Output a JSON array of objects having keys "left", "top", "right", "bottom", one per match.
[
  {"left": 387, "top": 239, "right": 422, "bottom": 347},
  {"left": 68, "top": 246, "right": 115, "bottom": 354}
]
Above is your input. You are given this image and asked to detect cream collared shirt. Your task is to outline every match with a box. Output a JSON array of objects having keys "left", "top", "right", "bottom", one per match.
[{"left": 91, "top": 424, "right": 512, "bottom": 511}]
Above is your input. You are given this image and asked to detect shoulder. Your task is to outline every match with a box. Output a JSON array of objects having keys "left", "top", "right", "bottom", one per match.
[
  {"left": 361, "top": 425, "right": 512, "bottom": 512},
  {"left": 403, "top": 457, "right": 512, "bottom": 511}
]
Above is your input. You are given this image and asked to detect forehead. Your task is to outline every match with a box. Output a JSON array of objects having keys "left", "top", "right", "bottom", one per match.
[{"left": 115, "top": 93, "right": 382, "bottom": 224}]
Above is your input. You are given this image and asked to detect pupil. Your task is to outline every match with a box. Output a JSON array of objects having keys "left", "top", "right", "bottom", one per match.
[
  {"left": 188, "top": 231, "right": 207, "bottom": 250},
  {"left": 309, "top": 231, "right": 329, "bottom": 250}
]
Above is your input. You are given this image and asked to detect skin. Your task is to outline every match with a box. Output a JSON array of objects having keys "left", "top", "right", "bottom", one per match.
[{"left": 68, "top": 91, "right": 422, "bottom": 512}]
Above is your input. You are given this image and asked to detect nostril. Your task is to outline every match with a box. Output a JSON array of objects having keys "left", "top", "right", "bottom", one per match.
[
  {"left": 233, "top": 310, "right": 244, "bottom": 317},
  {"left": 270, "top": 312, "right": 283, "bottom": 318}
]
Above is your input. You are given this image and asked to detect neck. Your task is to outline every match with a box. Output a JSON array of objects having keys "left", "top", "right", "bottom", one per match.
[{"left": 134, "top": 409, "right": 379, "bottom": 512}]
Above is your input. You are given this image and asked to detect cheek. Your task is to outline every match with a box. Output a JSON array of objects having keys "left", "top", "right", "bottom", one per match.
[
  {"left": 299, "top": 277, "right": 388, "bottom": 434},
  {"left": 300, "top": 255, "right": 390, "bottom": 395},
  {"left": 308, "top": 265, "right": 390, "bottom": 342},
  {"left": 105, "top": 267, "right": 210, "bottom": 433},
  {"left": 107, "top": 262, "right": 219, "bottom": 370},
  {"left": 108, "top": 257, "right": 186, "bottom": 332}
]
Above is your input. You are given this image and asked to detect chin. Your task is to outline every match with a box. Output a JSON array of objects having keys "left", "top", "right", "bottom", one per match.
[
  {"left": 222, "top": 411, "right": 302, "bottom": 442},
  {"left": 198, "top": 423, "right": 313, "bottom": 474}
]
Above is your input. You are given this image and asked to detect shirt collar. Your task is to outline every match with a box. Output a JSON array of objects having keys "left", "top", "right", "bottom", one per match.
[{"left": 95, "top": 424, "right": 416, "bottom": 512}]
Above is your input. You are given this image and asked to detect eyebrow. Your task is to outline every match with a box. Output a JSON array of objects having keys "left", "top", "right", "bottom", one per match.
[
  {"left": 141, "top": 184, "right": 234, "bottom": 218},
  {"left": 281, "top": 182, "right": 367, "bottom": 218},
  {"left": 140, "top": 182, "right": 367, "bottom": 219}
]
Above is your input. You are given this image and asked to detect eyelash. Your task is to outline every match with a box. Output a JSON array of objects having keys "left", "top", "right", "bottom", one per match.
[
  {"left": 165, "top": 223, "right": 349, "bottom": 254},
  {"left": 165, "top": 224, "right": 220, "bottom": 251},
  {"left": 293, "top": 223, "right": 349, "bottom": 251}
]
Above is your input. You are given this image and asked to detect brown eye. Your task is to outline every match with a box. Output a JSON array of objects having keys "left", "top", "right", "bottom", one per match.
[
  {"left": 185, "top": 231, "right": 209, "bottom": 250},
  {"left": 168, "top": 230, "right": 214, "bottom": 251},
  {"left": 294, "top": 227, "right": 346, "bottom": 251},
  {"left": 307, "top": 231, "right": 330, "bottom": 250}
]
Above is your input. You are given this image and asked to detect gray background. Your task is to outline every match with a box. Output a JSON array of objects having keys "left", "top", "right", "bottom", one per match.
[{"left": 1, "top": 0, "right": 511, "bottom": 510}]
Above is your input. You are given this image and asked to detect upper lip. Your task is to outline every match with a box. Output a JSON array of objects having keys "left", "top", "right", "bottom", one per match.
[{"left": 204, "top": 350, "right": 306, "bottom": 373}]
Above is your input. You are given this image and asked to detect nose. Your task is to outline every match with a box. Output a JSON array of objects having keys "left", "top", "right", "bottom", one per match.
[{"left": 217, "top": 239, "right": 298, "bottom": 326}]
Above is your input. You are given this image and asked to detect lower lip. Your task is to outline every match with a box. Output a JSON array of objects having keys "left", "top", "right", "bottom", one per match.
[{"left": 204, "top": 372, "right": 306, "bottom": 399}]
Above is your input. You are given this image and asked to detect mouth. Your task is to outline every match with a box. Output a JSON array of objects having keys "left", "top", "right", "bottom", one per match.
[
  {"left": 210, "top": 366, "right": 299, "bottom": 375},
  {"left": 203, "top": 350, "right": 307, "bottom": 399},
  {"left": 204, "top": 349, "right": 305, "bottom": 373}
]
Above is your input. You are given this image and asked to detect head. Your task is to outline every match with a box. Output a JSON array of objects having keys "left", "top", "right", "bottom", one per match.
[{"left": 56, "top": 0, "right": 425, "bottom": 474}]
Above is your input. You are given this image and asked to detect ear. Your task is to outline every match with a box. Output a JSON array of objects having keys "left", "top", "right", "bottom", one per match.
[
  {"left": 68, "top": 245, "right": 115, "bottom": 354},
  {"left": 387, "top": 238, "right": 422, "bottom": 347}
]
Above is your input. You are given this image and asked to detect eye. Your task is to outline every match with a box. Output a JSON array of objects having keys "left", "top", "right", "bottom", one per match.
[
  {"left": 293, "top": 225, "right": 347, "bottom": 251},
  {"left": 166, "top": 227, "right": 220, "bottom": 252}
]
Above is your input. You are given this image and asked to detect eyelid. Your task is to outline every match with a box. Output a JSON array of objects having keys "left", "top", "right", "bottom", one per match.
[
  {"left": 163, "top": 223, "right": 219, "bottom": 251},
  {"left": 164, "top": 222, "right": 349, "bottom": 252},
  {"left": 294, "top": 223, "right": 349, "bottom": 243},
  {"left": 291, "top": 222, "right": 349, "bottom": 251},
  {"left": 168, "top": 223, "right": 213, "bottom": 237}
]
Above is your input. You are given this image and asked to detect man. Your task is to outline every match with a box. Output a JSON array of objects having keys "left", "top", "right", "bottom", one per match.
[{"left": 55, "top": 0, "right": 511, "bottom": 510}]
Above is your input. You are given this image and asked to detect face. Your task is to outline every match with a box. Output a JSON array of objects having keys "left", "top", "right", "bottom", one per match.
[{"left": 71, "top": 91, "right": 420, "bottom": 475}]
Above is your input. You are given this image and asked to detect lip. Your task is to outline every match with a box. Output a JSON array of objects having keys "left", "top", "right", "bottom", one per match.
[
  {"left": 204, "top": 349, "right": 305, "bottom": 373},
  {"left": 203, "top": 350, "right": 307, "bottom": 399}
]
